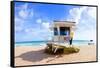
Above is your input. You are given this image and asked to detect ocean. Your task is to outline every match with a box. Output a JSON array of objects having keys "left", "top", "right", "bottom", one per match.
[{"left": 15, "top": 40, "right": 94, "bottom": 47}]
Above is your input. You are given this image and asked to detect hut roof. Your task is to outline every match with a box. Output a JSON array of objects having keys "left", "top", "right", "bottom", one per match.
[{"left": 52, "top": 21, "right": 76, "bottom": 27}]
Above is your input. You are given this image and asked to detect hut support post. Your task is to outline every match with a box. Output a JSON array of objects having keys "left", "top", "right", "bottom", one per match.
[{"left": 57, "top": 26, "right": 60, "bottom": 43}]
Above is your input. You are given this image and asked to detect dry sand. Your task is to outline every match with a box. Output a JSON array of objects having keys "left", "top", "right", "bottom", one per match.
[{"left": 15, "top": 45, "right": 97, "bottom": 66}]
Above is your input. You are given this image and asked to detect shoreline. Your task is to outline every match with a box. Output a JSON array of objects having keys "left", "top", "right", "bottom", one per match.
[
  {"left": 15, "top": 45, "right": 96, "bottom": 66},
  {"left": 15, "top": 44, "right": 96, "bottom": 47}
]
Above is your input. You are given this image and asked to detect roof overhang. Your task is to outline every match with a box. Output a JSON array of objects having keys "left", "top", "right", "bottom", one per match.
[{"left": 52, "top": 21, "right": 76, "bottom": 27}]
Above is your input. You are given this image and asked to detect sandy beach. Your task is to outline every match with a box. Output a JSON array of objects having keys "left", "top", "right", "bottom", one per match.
[{"left": 15, "top": 45, "right": 96, "bottom": 66}]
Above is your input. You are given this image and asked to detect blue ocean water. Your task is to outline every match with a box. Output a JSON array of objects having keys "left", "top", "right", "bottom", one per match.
[{"left": 15, "top": 40, "right": 92, "bottom": 47}]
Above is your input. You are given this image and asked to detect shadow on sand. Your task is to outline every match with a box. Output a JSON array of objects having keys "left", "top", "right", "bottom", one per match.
[{"left": 15, "top": 49, "right": 57, "bottom": 63}]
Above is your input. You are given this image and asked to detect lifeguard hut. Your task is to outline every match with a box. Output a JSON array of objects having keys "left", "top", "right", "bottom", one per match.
[{"left": 50, "top": 21, "right": 76, "bottom": 43}]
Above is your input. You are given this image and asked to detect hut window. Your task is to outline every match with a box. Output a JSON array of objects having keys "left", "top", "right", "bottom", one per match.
[
  {"left": 54, "top": 27, "right": 58, "bottom": 35},
  {"left": 60, "top": 27, "right": 70, "bottom": 35}
]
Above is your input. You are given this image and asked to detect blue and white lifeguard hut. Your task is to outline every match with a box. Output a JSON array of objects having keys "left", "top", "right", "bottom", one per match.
[{"left": 50, "top": 21, "right": 76, "bottom": 43}]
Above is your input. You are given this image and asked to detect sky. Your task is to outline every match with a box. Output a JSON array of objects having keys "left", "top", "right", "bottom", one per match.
[{"left": 14, "top": 2, "right": 97, "bottom": 42}]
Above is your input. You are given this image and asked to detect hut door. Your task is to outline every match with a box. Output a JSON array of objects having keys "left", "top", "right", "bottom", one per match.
[
  {"left": 65, "top": 27, "right": 70, "bottom": 42},
  {"left": 60, "top": 27, "right": 70, "bottom": 42}
]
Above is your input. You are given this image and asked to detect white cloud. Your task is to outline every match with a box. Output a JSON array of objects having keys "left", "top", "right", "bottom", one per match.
[
  {"left": 15, "top": 17, "right": 24, "bottom": 32},
  {"left": 30, "top": 11, "right": 34, "bottom": 17},
  {"left": 18, "top": 3, "right": 34, "bottom": 19},
  {"left": 36, "top": 18, "right": 51, "bottom": 33},
  {"left": 42, "top": 22, "right": 50, "bottom": 29},
  {"left": 23, "top": 27, "right": 53, "bottom": 41},
  {"left": 87, "top": 7, "right": 96, "bottom": 19},
  {"left": 74, "top": 28, "right": 96, "bottom": 39},
  {"left": 67, "top": 6, "right": 96, "bottom": 42},
  {"left": 36, "top": 18, "right": 42, "bottom": 24},
  {"left": 36, "top": 18, "right": 51, "bottom": 30},
  {"left": 67, "top": 6, "right": 96, "bottom": 24},
  {"left": 15, "top": 3, "right": 53, "bottom": 41},
  {"left": 24, "top": 28, "right": 36, "bottom": 36},
  {"left": 21, "top": 3, "right": 28, "bottom": 10},
  {"left": 15, "top": 26, "right": 23, "bottom": 32},
  {"left": 15, "top": 3, "right": 34, "bottom": 32},
  {"left": 19, "top": 10, "right": 28, "bottom": 19},
  {"left": 24, "top": 29, "right": 30, "bottom": 33},
  {"left": 67, "top": 7, "right": 87, "bottom": 24}
]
